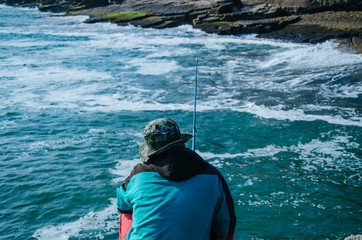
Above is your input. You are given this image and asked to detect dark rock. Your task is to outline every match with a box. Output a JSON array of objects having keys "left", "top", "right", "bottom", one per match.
[
  {"left": 336, "top": 36, "right": 362, "bottom": 54},
  {"left": 39, "top": 3, "right": 72, "bottom": 12},
  {"left": 129, "top": 17, "right": 165, "bottom": 28},
  {"left": 76, "top": 0, "right": 109, "bottom": 9},
  {"left": 259, "top": 11, "right": 362, "bottom": 43},
  {"left": 259, "top": 24, "right": 347, "bottom": 43},
  {"left": 352, "top": 36, "right": 362, "bottom": 53},
  {"left": 193, "top": 21, "right": 222, "bottom": 34},
  {"left": 208, "top": 1, "right": 243, "bottom": 15},
  {"left": 110, "top": 0, "right": 213, "bottom": 16},
  {"left": 20, "top": 2, "right": 38, "bottom": 8},
  {"left": 153, "top": 20, "right": 179, "bottom": 29},
  {"left": 41, "top": 0, "right": 58, "bottom": 5},
  {"left": 83, "top": 17, "right": 106, "bottom": 23},
  {"left": 244, "top": 0, "right": 362, "bottom": 14},
  {"left": 194, "top": 15, "right": 300, "bottom": 35}
]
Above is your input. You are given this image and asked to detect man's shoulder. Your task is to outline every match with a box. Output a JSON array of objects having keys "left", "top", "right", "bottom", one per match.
[
  {"left": 201, "top": 163, "right": 222, "bottom": 176},
  {"left": 123, "top": 163, "right": 153, "bottom": 190},
  {"left": 131, "top": 163, "right": 152, "bottom": 174}
]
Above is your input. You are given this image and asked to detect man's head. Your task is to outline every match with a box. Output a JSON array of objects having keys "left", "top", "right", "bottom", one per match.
[{"left": 139, "top": 118, "right": 193, "bottom": 162}]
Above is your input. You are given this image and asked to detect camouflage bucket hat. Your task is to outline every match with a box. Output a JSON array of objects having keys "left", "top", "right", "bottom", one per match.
[{"left": 139, "top": 118, "right": 193, "bottom": 162}]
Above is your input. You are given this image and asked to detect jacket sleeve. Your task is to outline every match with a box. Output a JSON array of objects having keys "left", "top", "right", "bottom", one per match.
[
  {"left": 116, "top": 164, "right": 138, "bottom": 213},
  {"left": 116, "top": 163, "right": 151, "bottom": 213},
  {"left": 116, "top": 184, "right": 133, "bottom": 213},
  {"left": 207, "top": 165, "right": 236, "bottom": 240}
]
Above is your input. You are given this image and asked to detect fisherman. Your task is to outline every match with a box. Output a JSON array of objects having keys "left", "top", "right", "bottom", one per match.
[{"left": 117, "top": 118, "right": 236, "bottom": 240}]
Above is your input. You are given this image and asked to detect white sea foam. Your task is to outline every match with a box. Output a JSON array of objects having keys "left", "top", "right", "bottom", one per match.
[
  {"left": 199, "top": 151, "right": 245, "bottom": 160},
  {"left": 200, "top": 134, "right": 360, "bottom": 174},
  {"left": 2, "top": 63, "right": 360, "bottom": 127},
  {"left": 87, "top": 128, "right": 108, "bottom": 134},
  {"left": 0, "top": 40, "right": 63, "bottom": 47},
  {"left": 259, "top": 40, "right": 362, "bottom": 70},
  {"left": 79, "top": 24, "right": 301, "bottom": 53},
  {"left": 291, "top": 136, "right": 360, "bottom": 169},
  {"left": 130, "top": 59, "right": 180, "bottom": 75},
  {"left": 199, "top": 145, "right": 287, "bottom": 161},
  {"left": 33, "top": 199, "right": 118, "bottom": 240},
  {"left": 238, "top": 102, "right": 362, "bottom": 127},
  {"left": 110, "top": 158, "right": 139, "bottom": 184},
  {"left": 82, "top": 100, "right": 192, "bottom": 112},
  {"left": 322, "top": 83, "right": 362, "bottom": 99},
  {"left": 6, "top": 80, "right": 361, "bottom": 127},
  {"left": 2, "top": 65, "right": 110, "bottom": 83},
  {"left": 244, "top": 145, "right": 288, "bottom": 158},
  {"left": 147, "top": 48, "right": 193, "bottom": 58}
]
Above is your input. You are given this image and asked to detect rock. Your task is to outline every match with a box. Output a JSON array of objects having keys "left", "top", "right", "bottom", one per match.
[
  {"left": 208, "top": 1, "right": 243, "bottom": 15},
  {"left": 244, "top": 0, "right": 362, "bottom": 13},
  {"left": 128, "top": 16, "right": 166, "bottom": 28},
  {"left": 259, "top": 11, "right": 362, "bottom": 43},
  {"left": 336, "top": 36, "right": 362, "bottom": 54},
  {"left": 83, "top": 17, "right": 106, "bottom": 23},
  {"left": 194, "top": 15, "right": 300, "bottom": 35},
  {"left": 76, "top": 0, "right": 109, "bottom": 9},
  {"left": 351, "top": 36, "right": 362, "bottom": 53},
  {"left": 109, "top": 0, "right": 214, "bottom": 16},
  {"left": 39, "top": 3, "right": 73, "bottom": 12}
]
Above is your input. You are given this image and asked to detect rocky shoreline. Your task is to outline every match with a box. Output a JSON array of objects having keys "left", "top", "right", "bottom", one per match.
[{"left": 2, "top": 0, "right": 362, "bottom": 53}]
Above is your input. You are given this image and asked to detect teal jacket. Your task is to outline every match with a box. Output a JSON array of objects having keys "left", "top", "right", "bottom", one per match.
[{"left": 117, "top": 147, "right": 236, "bottom": 240}]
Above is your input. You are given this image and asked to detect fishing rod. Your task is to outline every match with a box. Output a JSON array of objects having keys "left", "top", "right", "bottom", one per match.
[{"left": 192, "top": 43, "right": 199, "bottom": 151}]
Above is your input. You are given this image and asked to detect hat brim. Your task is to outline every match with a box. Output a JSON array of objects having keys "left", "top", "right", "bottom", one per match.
[{"left": 139, "top": 132, "right": 193, "bottom": 162}]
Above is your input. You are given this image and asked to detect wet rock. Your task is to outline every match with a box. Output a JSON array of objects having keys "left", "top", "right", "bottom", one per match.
[
  {"left": 194, "top": 15, "right": 300, "bottom": 35},
  {"left": 336, "top": 36, "right": 362, "bottom": 54},
  {"left": 83, "top": 17, "right": 107, "bottom": 23},
  {"left": 128, "top": 16, "right": 166, "bottom": 28},
  {"left": 39, "top": 2, "right": 73, "bottom": 12},
  {"left": 352, "top": 36, "right": 362, "bottom": 53},
  {"left": 76, "top": 0, "right": 109, "bottom": 9},
  {"left": 259, "top": 11, "right": 362, "bottom": 43}
]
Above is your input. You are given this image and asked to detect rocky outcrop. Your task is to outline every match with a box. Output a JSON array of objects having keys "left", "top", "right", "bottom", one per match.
[
  {"left": 1, "top": 0, "right": 361, "bottom": 52},
  {"left": 191, "top": 0, "right": 361, "bottom": 48},
  {"left": 259, "top": 11, "right": 362, "bottom": 41},
  {"left": 65, "top": 0, "right": 218, "bottom": 29}
]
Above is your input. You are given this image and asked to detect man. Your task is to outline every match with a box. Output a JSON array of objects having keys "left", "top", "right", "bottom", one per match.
[{"left": 117, "top": 118, "right": 236, "bottom": 240}]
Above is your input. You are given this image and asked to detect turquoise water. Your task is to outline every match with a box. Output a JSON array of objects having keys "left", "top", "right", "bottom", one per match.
[{"left": 1, "top": 5, "right": 361, "bottom": 240}]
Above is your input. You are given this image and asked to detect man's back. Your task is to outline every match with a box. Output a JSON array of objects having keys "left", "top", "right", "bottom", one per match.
[
  {"left": 117, "top": 148, "right": 235, "bottom": 240},
  {"left": 126, "top": 172, "right": 220, "bottom": 239}
]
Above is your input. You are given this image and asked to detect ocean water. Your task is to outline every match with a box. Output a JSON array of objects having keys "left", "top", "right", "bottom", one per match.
[{"left": 0, "top": 5, "right": 361, "bottom": 240}]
